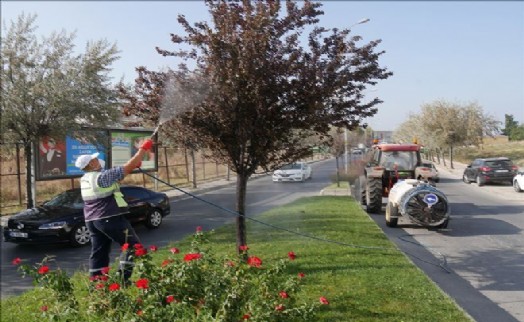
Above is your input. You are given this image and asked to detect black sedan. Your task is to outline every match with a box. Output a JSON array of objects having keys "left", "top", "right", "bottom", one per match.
[{"left": 3, "top": 186, "right": 171, "bottom": 247}]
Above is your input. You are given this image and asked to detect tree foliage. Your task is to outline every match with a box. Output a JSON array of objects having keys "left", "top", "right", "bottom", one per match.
[
  {"left": 121, "top": 0, "right": 391, "bottom": 172},
  {"left": 503, "top": 114, "right": 524, "bottom": 141},
  {"left": 1, "top": 13, "right": 121, "bottom": 207},
  {"left": 393, "top": 100, "right": 501, "bottom": 159}
]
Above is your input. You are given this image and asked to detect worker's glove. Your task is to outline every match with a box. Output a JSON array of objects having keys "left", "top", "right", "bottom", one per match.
[{"left": 140, "top": 139, "right": 153, "bottom": 151}]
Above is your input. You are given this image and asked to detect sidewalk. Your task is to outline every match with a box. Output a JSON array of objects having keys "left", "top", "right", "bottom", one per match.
[{"left": 433, "top": 159, "right": 467, "bottom": 180}]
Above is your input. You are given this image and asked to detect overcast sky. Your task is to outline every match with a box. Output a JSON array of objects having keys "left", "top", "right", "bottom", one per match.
[{"left": 2, "top": 1, "right": 523, "bottom": 131}]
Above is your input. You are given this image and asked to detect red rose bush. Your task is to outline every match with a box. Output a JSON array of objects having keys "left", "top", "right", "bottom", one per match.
[{"left": 14, "top": 227, "right": 329, "bottom": 321}]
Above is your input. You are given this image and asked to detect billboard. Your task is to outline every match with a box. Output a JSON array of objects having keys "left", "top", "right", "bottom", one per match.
[{"left": 35, "top": 128, "right": 157, "bottom": 181}]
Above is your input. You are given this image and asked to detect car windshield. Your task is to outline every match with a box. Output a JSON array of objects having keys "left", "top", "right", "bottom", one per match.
[
  {"left": 421, "top": 163, "right": 434, "bottom": 168},
  {"left": 44, "top": 190, "right": 84, "bottom": 209},
  {"left": 485, "top": 160, "right": 513, "bottom": 168},
  {"left": 280, "top": 163, "right": 302, "bottom": 170},
  {"left": 380, "top": 151, "right": 417, "bottom": 170}
]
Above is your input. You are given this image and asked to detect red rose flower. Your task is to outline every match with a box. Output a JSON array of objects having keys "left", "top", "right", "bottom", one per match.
[
  {"left": 40, "top": 305, "right": 48, "bottom": 312},
  {"left": 11, "top": 257, "right": 21, "bottom": 265},
  {"left": 183, "top": 253, "right": 202, "bottom": 262},
  {"left": 38, "top": 265, "right": 49, "bottom": 275},
  {"left": 319, "top": 296, "right": 329, "bottom": 305},
  {"left": 134, "top": 243, "right": 144, "bottom": 249},
  {"left": 135, "top": 248, "right": 148, "bottom": 257},
  {"left": 287, "top": 251, "right": 296, "bottom": 260},
  {"left": 101, "top": 267, "right": 110, "bottom": 275},
  {"left": 247, "top": 256, "right": 262, "bottom": 268},
  {"left": 96, "top": 283, "right": 105, "bottom": 289},
  {"left": 279, "top": 291, "right": 289, "bottom": 299},
  {"left": 136, "top": 278, "right": 149, "bottom": 289},
  {"left": 121, "top": 243, "right": 129, "bottom": 251},
  {"left": 242, "top": 313, "right": 251, "bottom": 319},
  {"left": 149, "top": 245, "right": 158, "bottom": 252},
  {"left": 196, "top": 226, "right": 202, "bottom": 232},
  {"left": 161, "top": 259, "right": 172, "bottom": 267},
  {"left": 239, "top": 245, "right": 249, "bottom": 251},
  {"left": 275, "top": 304, "right": 285, "bottom": 311},
  {"left": 109, "top": 283, "right": 120, "bottom": 291},
  {"left": 170, "top": 247, "right": 180, "bottom": 254},
  {"left": 137, "top": 310, "right": 143, "bottom": 316},
  {"left": 298, "top": 272, "right": 305, "bottom": 278},
  {"left": 166, "top": 295, "right": 175, "bottom": 304}
]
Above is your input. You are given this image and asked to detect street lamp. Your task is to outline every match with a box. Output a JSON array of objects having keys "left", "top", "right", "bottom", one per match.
[
  {"left": 344, "top": 18, "right": 370, "bottom": 173},
  {"left": 350, "top": 18, "right": 370, "bottom": 28}
]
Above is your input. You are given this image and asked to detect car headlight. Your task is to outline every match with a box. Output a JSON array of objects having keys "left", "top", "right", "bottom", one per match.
[{"left": 39, "top": 221, "right": 67, "bottom": 230}]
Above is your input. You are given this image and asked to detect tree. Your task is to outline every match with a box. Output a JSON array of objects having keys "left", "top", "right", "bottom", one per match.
[
  {"left": 1, "top": 13, "right": 121, "bottom": 207},
  {"left": 120, "top": 0, "right": 392, "bottom": 251},
  {"left": 393, "top": 100, "right": 500, "bottom": 167},
  {"left": 502, "top": 114, "right": 519, "bottom": 136}
]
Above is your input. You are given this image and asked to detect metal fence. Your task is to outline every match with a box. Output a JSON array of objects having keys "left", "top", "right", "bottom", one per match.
[{"left": 1, "top": 143, "right": 325, "bottom": 214}]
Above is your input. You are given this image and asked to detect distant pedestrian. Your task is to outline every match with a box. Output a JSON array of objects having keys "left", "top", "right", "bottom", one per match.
[{"left": 74, "top": 139, "right": 153, "bottom": 285}]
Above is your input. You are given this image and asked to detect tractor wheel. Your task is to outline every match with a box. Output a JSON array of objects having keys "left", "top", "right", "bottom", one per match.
[
  {"left": 385, "top": 202, "right": 398, "bottom": 227},
  {"left": 365, "top": 178, "right": 382, "bottom": 213}
]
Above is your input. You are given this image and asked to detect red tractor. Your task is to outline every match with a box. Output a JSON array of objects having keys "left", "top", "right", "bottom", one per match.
[{"left": 358, "top": 143, "right": 422, "bottom": 213}]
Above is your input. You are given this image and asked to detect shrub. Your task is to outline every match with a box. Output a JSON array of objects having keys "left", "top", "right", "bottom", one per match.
[{"left": 12, "top": 227, "right": 328, "bottom": 321}]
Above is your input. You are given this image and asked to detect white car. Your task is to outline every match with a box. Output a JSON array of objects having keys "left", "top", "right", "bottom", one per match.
[
  {"left": 513, "top": 171, "right": 524, "bottom": 192},
  {"left": 415, "top": 161, "right": 440, "bottom": 183},
  {"left": 272, "top": 162, "right": 312, "bottom": 182}
]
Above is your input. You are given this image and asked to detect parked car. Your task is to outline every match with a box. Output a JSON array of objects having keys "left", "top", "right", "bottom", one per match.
[
  {"left": 3, "top": 186, "right": 171, "bottom": 247},
  {"left": 415, "top": 161, "right": 440, "bottom": 183},
  {"left": 272, "top": 162, "right": 312, "bottom": 182},
  {"left": 462, "top": 157, "right": 518, "bottom": 186},
  {"left": 514, "top": 170, "right": 524, "bottom": 192}
]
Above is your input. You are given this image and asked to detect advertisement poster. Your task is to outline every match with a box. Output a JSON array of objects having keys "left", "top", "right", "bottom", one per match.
[
  {"left": 38, "top": 136, "right": 67, "bottom": 178},
  {"left": 66, "top": 134, "right": 107, "bottom": 176},
  {"left": 111, "top": 131, "right": 155, "bottom": 170},
  {"left": 36, "top": 129, "right": 155, "bottom": 181}
]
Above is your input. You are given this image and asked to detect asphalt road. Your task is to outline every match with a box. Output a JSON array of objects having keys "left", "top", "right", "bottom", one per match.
[
  {"left": 0, "top": 158, "right": 336, "bottom": 299},
  {"left": 355, "top": 163, "right": 524, "bottom": 322}
]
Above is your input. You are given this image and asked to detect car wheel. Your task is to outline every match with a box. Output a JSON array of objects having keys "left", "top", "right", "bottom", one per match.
[
  {"left": 70, "top": 224, "right": 91, "bottom": 247},
  {"left": 515, "top": 180, "right": 523, "bottom": 192},
  {"left": 436, "top": 219, "right": 449, "bottom": 229},
  {"left": 463, "top": 174, "right": 470, "bottom": 184},
  {"left": 434, "top": 178, "right": 440, "bottom": 183},
  {"left": 145, "top": 209, "right": 163, "bottom": 229},
  {"left": 385, "top": 202, "right": 398, "bottom": 228},
  {"left": 476, "top": 175, "right": 484, "bottom": 187}
]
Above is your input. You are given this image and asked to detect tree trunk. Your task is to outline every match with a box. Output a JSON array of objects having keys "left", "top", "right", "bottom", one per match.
[
  {"left": 236, "top": 174, "right": 248, "bottom": 257},
  {"left": 24, "top": 142, "right": 34, "bottom": 208},
  {"left": 335, "top": 156, "right": 340, "bottom": 187},
  {"left": 449, "top": 145, "right": 454, "bottom": 169}
]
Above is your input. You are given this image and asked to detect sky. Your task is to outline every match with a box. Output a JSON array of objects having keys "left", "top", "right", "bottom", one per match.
[{"left": 1, "top": 1, "right": 523, "bottom": 131}]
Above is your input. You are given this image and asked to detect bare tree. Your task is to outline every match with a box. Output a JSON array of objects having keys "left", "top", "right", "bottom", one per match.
[
  {"left": 1, "top": 13, "right": 121, "bottom": 207},
  {"left": 120, "top": 0, "right": 392, "bottom": 251}
]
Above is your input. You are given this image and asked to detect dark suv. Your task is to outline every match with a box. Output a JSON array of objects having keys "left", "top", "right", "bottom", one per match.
[{"left": 463, "top": 157, "right": 518, "bottom": 186}]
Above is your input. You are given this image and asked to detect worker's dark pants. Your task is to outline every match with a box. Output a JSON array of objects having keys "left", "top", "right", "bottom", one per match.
[{"left": 86, "top": 215, "right": 140, "bottom": 282}]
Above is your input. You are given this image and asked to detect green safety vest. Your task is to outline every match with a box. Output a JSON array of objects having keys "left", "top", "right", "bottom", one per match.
[{"left": 80, "top": 172, "right": 128, "bottom": 208}]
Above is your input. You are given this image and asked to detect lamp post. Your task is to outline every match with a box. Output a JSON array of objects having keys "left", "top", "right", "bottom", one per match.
[
  {"left": 350, "top": 18, "right": 370, "bottom": 29},
  {"left": 344, "top": 18, "right": 370, "bottom": 173}
]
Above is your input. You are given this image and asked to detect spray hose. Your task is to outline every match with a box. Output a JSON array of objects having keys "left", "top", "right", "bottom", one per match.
[{"left": 138, "top": 168, "right": 451, "bottom": 272}]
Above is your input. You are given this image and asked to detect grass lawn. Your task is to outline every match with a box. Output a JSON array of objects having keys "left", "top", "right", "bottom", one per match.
[{"left": 1, "top": 196, "right": 472, "bottom": 321}]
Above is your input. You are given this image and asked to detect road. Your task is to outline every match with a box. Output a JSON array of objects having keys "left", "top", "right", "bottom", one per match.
[
  {"left": 0, "top": 158, "right": 335, "bottom": 299},
  {"left": 358, "top": 163, "right": 524, "bottom": 322}
]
